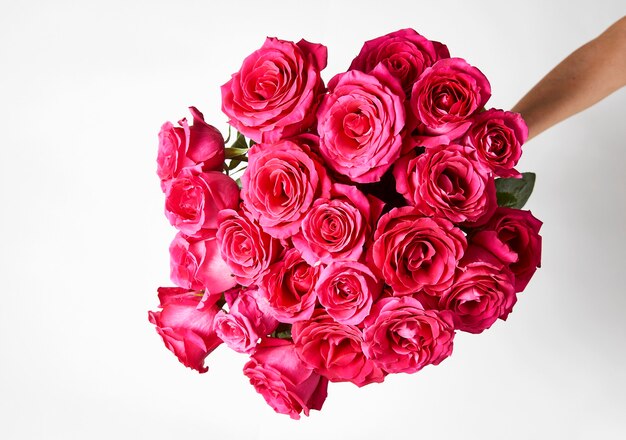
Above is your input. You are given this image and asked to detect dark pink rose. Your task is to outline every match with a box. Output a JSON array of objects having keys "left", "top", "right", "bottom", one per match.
[
  {"left": 410, "top": 58, "right": 491, "bottom": 147},
  {"left": 292, "top": 183, "right": 383, "bottom": 265},
  {"left": 164, "top": 170, "right": 240, "bottom": 236},
  {"left": 292, "top": 309, "right": 386, "bottom": 387},
  {"left": 369, "top": 206, "right": 466, "bottom": 295},
  {"left": 464, "top": 109, "right": 528, "bottom": 177},
  {"left": 315, "top": 261, "right": 382, "bottom": 325},
  {"left": 148, "top": 287, "right": 223, "bottom": 373},
  {"left": 470, "top": 208, "right": 543, "bottom": 292},
  {"left": 258, "top": 248, "right": 320, "bottom": 323},
  {"left": 243, "top": 338, "right": 328, "bottom": 419},
  {"left": 157, "top": 107, "right": 225, "bottom": 189},
  {"left": 394, "top": 144, "right": 496, "bottom": 225},
  {"left": 169, "top": 231, "right": 237, "bottom": 294},
  {"left": 216, "top": 208, "right": 282, "bottom": 286},
  {"left": 438, "top": 247, "right": 516, "bottom": 334},
  {"left": 214, "top": 288, "right": 278, "bottom": 354},
  {"left": 362, "top": 296, "right": 455, "bottom": 374},
  {"left": 221, "top": 38, "right": 327, "bottom": 143},
  {"left": 241, "top": 138, "right": 331, "bottom": 238},
  {"left": 349, "top": 28, "right": 449, "bottom": 95},
  {"left": 316, "top": 66, "right": 406, "bottom": 183}
]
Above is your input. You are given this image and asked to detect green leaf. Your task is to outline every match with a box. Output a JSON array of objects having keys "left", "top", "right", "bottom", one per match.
[
  {"left": 495, "top": 172, "right": 536, "bottom": 209},
  {"left": 225, "top": 148, "right": 249, "bottom": 159},
  {"left": 270, "top": 323, "right": 292, "bottom": 340},
  {"left": 224, "top": 125, "right": 232, "bottom": 143},
  {"left": 230, "top": 132, "right": 248, "bottom": 151}
]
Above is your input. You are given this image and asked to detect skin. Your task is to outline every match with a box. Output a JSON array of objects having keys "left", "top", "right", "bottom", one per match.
[{"left": 512, "top": 16, "right": 626, "bottom": 141}]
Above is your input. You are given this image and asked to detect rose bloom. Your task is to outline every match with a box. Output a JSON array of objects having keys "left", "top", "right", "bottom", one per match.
[
  {"left": 362, "top": 296, "right": 455, "bottom": 374},
  {"left": 292, "top": 183, "right": 383, "bottom": 265},
  {"left": 243, "top": 338, "right": 328, "bottom": 419},
  {"left": 464, "top": 109, "right": 528, "bottom": 177},
  {"left": 470, "top": 207, "right": 543, "bottom": 292},
  {"left": 315, "top": 260, "right": 382, "bottom": 325},
  {"left": 148, "top": 287, "right": 223, "bottom": 373},
  {"left": 292, "top": 309, "right": 386, "bottom": 387},
  {"left": 316, "top": 66, "right": 406, "bottom": 183},
  {"left": 164, "top": 170, "right": 240, "bottom": 236},
  {"left": 369, "top": 206, "right": 466, "bottom": 295},
  {"left": 241, "top": 138, "right": 330, "bottom": 238},
  {"left": 410, "top": 57, "right": 491, "bottom": 146},
  {"left": 221, "top": 37, "right": 327, "bottom": 143},
  {"left": 349, "top": 28, "right": 449, "bottom": 95},
  {"left": 169, "top": 231, "right": 237, "bottom": 294},
  {"left": 156, "top": 106, "right": 226, "bottom": 190},
  {"left": 258, "top": 248, "right": 320, "bottom": 323},
  {"left": 216, "top": 208, "right": 282, "bottom": 286},
  {"left": 394, "top": 144, "right": 496, "bottom": 225},
  {"left": 437, "top": 247, "right": 517, "bottom": 334}
]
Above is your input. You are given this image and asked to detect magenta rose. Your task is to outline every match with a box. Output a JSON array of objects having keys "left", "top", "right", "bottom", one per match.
[
  {"left": 292, "top": 183, "right": 383, "bottom": 265},
  {"left": 241, "top": 138, "right": 330, "bottom": 238},
  {"left": 292, "top": 309, "right": 386, "bottom": 387},
  {"left": 369, "top": 206, "right": 466, "bottom": 295},
  {"left": 169, "top": 231, "right": 237, "bottom": 294},
  {"left": 394, "top": 144, "right": 496, "bottom": 225},
  {"left": 464, "top": 109, "right": 528, "bottom": 177},
  {"left": 216, "top": 208, "right": 282, "bottom": 286},
  {"left": 349, "top": 28, "right": 449, "bottom": 95},
  {"left": 316, "top": 66, "right": 406, "bottom": 183},
  {"left": 148, "top": 287, "right": 223, "bottom": 373},
  {"left": 258, "top": 248, "right": 320, "bottom": 323},
  {"left": 362, "top": 296, "right": 455, "bottom": 374},
  {"left": 315, "top": 261, "right": 382, "bottom": 325},
  {"left": 156, "top": 107, "right": 226, "bottom": 190},
  {"left": 243, "top": 338, "right": 329, "bottom": 419},
  {"left": 221, "top": 37, "right": 327, "bottom": 143},
  {"left": 470, "top": 208, "right": 543, "bottom": 292},
  {"left": 410, "top": 58, "right": 491, "bottom": 146},
  {"left": 438, "top": 247, "right": 517, "bottom": 334},
  {"left": 164, "top": 170, "right": 240, "bottom": 236}
]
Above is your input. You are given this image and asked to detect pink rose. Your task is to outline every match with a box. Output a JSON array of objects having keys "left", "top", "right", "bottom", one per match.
[
  {"left": 438, "top": 247, "right": 517, "bottom": 334},
  {"left": 315, "top": 261, "right": 382, "bottom": 325},
  {"left": 292, "top": 183, "right": 383, "bottom": 265},
  {"left": 241, "top": 138, "right": 330, "bottom": 238},
  {"left": 156, "top": 107, "right": 226, "bottom": 189},
  {"left": 369, "top": 206, "right": 466, "bottom": 295},
  {"left": 213, "top": 288, "right": 278, "bottom": 354},
  {"left": 292, "top": 309, "right": 386, "bottom": 387},
  {"left": 464, "top": 109, "right": 528, "bottom": 177},
  {"left": 148, "top": 287, "right": 223, "bottom": 373},
  {"left": 316, "top": 66, "right": 406, "bottom": 183},
  {"left": 410, "top": 58, "right": 491, "bottom": 146},
  {"left": 243, "top": 338, "right": 328, "bottom": 419},
  {"left": 221, "top": 38, "right": 327, "bottom": 143},
  {"left": 470, "top": 208, "right": 543, "bottom": 292},
  {"left": 216, "top": 208, "right": 282, "bottom": 286},
  {"left": 349, "top": 28, "right": 450, "bottom": 95},
  {"left": 164, "top": 170, "right": 240, "bottom": 236},
  {"left": 362, "top": 296, "right": 455, "bottom": 374},
  {"left": 169, "top": 231, "right": 237, "bottom": 294},
  {"left": 258, "top": 248, "right": 320, "bottom": 323},
  {"left": 394, "top": 144, "right": 497, "bottom": 225}
]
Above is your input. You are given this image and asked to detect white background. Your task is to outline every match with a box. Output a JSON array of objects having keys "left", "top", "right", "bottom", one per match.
[{"left": 1, "top": 0, "right": 625, "bottom": 439}]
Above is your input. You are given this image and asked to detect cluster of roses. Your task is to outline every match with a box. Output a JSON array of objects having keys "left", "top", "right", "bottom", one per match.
[{"left": 150, "top": 29, "right": 543, "bottom": 420}]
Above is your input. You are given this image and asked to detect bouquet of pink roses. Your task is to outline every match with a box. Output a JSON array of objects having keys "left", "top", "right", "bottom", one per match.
[{"left": 150, "top": 29, "right": 543, "bottom": 419}]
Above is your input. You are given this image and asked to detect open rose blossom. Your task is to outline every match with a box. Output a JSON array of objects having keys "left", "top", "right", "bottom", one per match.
[
  {"left": 292, "top": 309, "right": 386, "bottom": 386},
  {"left": 464, "top": 109, "right": 528, "bottom": 177},
  {"left": 243, "top": 338, "right": 329, "bottom": 419},
  {"left": 221, "top": 38, "right": 327, "bottom": 143},
  {"left": 148, "top": 287, "right": 223, "bottom": 373},
  {"left": 362, "top": 296, "right": 455, "bottom": 374},
  {"left": 349, "top": 28, "right": 449, "bottom": 95},
  {"left": 316, "top": 66, "right": 405, "bottom": 183},
  {"left": 370, "top": 206, "right": 466, "bottom": 295}
]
